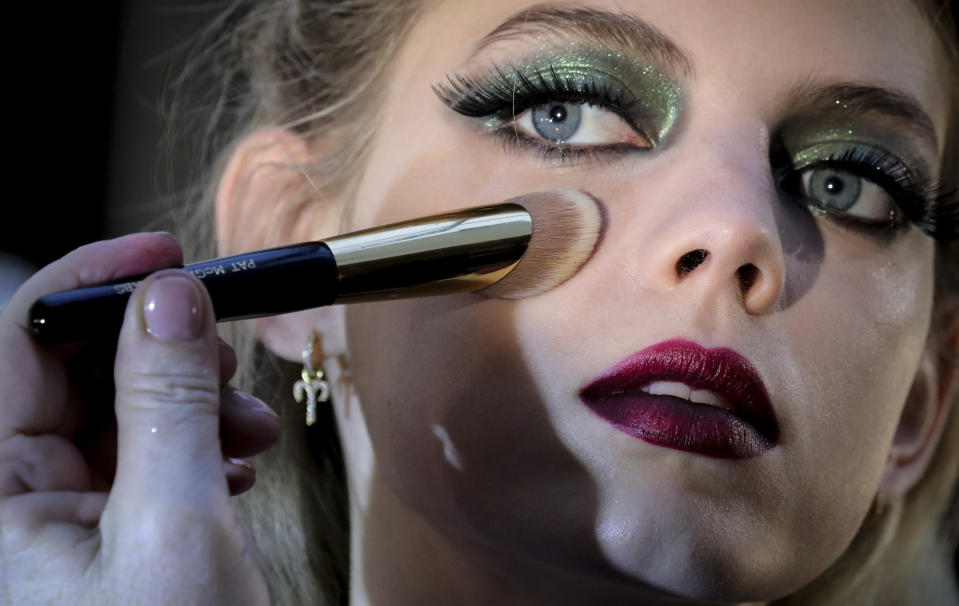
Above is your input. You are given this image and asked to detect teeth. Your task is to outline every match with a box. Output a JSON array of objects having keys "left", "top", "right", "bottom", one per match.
[
  {"left": 641, "top": 381, "right": 691, "bottom": 400},
  {"left": 641, "top": 381, "right": 731, "bottom": 411},
  {"left": 690, "top": 388, "right": 729, "bottom": 409}
]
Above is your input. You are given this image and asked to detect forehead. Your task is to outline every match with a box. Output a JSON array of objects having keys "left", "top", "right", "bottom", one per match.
[{"left": 402, "top": 0, "right": 949, "bottom": 150}]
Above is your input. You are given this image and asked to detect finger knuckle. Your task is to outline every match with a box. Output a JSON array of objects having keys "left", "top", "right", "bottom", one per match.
[{"left": 119, "top": 371, "right": 219, "bottom": 409}]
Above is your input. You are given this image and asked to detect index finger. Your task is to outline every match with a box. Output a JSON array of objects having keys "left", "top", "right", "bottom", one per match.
[
  {"left": 2, "top": 232, "right": 183, "bottom": 327},
  {"left": 0, "top": 233, "right": 183, "bottom": 439}
]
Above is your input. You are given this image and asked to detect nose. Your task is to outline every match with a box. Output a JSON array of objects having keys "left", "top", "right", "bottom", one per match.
[
  {"left": 669, "top": 229, "right": 784, "bottom": 315},
  {"left": 636, "top": 156, "right": 787, "bottom": 316}
]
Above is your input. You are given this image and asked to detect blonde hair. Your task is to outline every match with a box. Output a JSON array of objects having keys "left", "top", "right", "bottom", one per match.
[{"left": 167, "top": 1, "right": 959, "bottom": 603}]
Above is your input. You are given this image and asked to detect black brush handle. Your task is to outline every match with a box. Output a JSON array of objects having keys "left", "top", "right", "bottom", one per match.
[{"left": 29, "top": 242, "right": 339, "bottom": 343}]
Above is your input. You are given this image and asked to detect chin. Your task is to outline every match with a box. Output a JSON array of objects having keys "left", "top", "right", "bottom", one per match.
[{"left": 592, "top": 512, "right": 827, "bottom": 604}]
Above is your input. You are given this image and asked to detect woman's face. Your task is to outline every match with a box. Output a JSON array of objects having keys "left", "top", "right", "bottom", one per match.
[{"left": 335, "top": 0, "right": 949, "bottom": 600}]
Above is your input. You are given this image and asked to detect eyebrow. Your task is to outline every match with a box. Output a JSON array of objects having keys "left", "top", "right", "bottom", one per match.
[
  {"left": 787, "top": 81, "right": 940, "bottom": 154},
  {"left": 473, "top": 4, "right": 694, "bottom": 78}
]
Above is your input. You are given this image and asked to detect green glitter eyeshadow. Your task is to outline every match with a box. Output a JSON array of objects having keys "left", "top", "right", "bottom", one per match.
[
  {"left": 779, "top": 119, "right": 933, "bottom": 185},
  {"left": 512, "top": 50, "right": 681, "bottom": 143},
  {"left": 438, "top": 46, "right": 683, "bottom": 146}
]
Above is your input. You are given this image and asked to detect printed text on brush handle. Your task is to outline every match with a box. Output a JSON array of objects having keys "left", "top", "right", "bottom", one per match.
[{"left": 29, "top": 243, "right": 339, "bottom": 343}]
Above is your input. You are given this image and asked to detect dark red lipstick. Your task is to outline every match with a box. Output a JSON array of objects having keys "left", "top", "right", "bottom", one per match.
[{"left": 579, "top": 339, "right": 778, "bottom": 458}]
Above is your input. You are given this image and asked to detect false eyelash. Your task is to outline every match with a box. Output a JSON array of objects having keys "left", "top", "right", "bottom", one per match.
[
  {"left": 433, "top": 64, "right": 642, "bottom": 131},
  {"left": 784, "top": 146, "right": 959, "bottom": 241},
  {"left": 434, "top": 65, "right": 652, "bottom": 166}
]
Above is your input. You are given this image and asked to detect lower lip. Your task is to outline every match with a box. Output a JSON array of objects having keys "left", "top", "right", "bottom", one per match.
[{"left": 582, "top": 393, "right": 774, "bottom": 459}]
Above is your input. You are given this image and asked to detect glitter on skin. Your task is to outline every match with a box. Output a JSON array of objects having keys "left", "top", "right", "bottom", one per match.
[
  {"left": 773, "top": 118, "right": 936, "bottom": 228},
  {"left": 464, "top": 45, "right": 683, "bottom": 146},
  {"left": 780, "top": 121, "right": 932, "bottom": 187}
]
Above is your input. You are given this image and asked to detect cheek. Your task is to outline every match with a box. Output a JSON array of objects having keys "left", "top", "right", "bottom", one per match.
[
  {"left": 789, "top": 235, "right": 933, "bottom": 440},
  {"left": 776, "top": 233, "right": 934, "bottom": 529},
  {"left": 345, "top": 296, "right": 609, "bottom": 562},
  {"left": 346, "top": 101, "right": 629, "bottom": 231},
  {"left": 347, "top": 95, "right": 504, "bottom": 228},
  {"left": 341, "top": 122, "right": 637, "bottom": 561}
]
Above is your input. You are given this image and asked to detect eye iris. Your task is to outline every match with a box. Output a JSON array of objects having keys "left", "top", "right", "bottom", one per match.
[
  {"left": 808, "top": 168, "right": 861, "bottom": 211},
  {"left": 532, "top": 103, "right": 582, "bottom": 142}
]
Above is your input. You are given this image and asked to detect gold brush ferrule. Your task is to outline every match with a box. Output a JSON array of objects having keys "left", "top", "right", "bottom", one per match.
[{"left": 324, "top": 203, "right": 533, "bottom": 302}]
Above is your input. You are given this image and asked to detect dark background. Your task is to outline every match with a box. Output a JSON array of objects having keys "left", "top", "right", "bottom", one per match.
[
  {"left": 2, "top": 1, "right": 213, "bottom": 272},
  {"left": 4, "top": 2, "right": 124, "bottom": 268}
]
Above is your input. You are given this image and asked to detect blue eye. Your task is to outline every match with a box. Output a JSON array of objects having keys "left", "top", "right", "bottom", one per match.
[
  {"left": 798, "top": 166, "right": 896, "bottom": 224},
  {"left": 515, "top": 102, "right": 650, "bottom": 149},
  {"left": 805, "top": 168, "right": 862, "bottom": 211},
  {"left": 434, "top": 62, "right": 661, "bottom": 161},
  {"left": 531, "top": 103, "right": 582, "bottom": 142}
]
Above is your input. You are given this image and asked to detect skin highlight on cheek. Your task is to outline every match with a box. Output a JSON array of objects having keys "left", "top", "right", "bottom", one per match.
[{"left": 774, "top": 231, "right": 935, "bottom": 536}]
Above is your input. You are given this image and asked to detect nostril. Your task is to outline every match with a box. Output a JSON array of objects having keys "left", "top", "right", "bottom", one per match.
[
  {"left": 676, "top": 249, "right": 709, "bottom": 277},
  {"left": 737, "top": 263, "right": 759, "bottom": 295}
]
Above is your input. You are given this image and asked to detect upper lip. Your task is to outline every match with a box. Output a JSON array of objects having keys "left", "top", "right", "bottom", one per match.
[{"left": 579, "top": 339, "right": 779, "bottom": 442}]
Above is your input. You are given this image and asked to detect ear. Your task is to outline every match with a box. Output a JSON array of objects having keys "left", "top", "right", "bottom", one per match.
[
  {"left": 878, "top": 319, "right": 959, "bottom": 498},
  {"left": 215, "top": 127, "right": 347, "bottom": 362}
]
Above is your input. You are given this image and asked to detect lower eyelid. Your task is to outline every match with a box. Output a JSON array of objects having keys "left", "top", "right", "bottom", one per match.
[
  {"left": 510, "top": 104, "right": 652, "bottom": 148},
  {"left": 491, "top": 126, "right": 649, "bottom": 163}
]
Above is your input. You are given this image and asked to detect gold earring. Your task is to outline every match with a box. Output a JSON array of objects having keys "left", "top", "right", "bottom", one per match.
[
  {"left": 868, "top": 495, "right": 889, "bottom": 520},
  {"left": 293, "top": 332, "right": 330, "bottom": 426}
]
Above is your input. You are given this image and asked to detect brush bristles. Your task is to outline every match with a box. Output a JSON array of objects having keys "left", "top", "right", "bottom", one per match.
[{"left": 479, "top": 189, "right": 603, "bottom": 299}]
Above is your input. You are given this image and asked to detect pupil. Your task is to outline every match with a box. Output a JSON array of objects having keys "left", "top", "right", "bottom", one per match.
[
  {"left": 824, "top": 176, "right": 844, "bottom": 195},
  {"left": 807, "top": 168, "right": 861, "bottom": 212},
  {"left": 531, "top": 103, "right": 581, "bottom": 142}
]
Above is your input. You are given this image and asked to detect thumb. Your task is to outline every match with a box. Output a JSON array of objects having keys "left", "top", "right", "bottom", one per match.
[{"left": 110, "top": 269, "right": 227, "bottom": 513}]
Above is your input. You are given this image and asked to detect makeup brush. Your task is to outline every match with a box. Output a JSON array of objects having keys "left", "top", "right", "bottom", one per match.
[{"left": 29, "top": 189, "right": 602, "bottom": 343}]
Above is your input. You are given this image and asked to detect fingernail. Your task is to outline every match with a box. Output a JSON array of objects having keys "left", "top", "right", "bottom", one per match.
[
  {"left": 228, "top": 457, "right": 255, "bottom": 471},
  {"left": 143, "top": 274, "right": 204, "bottom": 341},
  {"left": 232, "top": 390, "right": 279, "bottom": 420}
]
